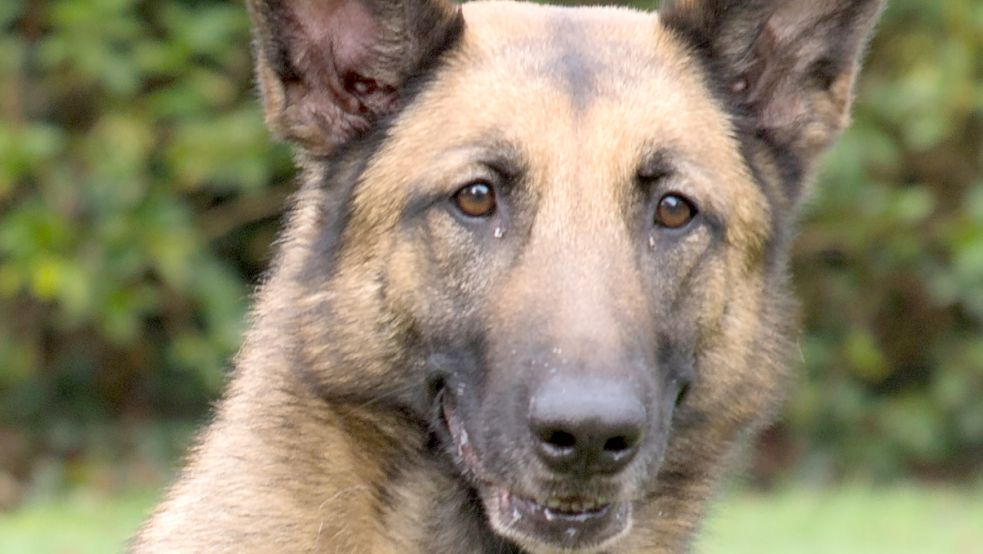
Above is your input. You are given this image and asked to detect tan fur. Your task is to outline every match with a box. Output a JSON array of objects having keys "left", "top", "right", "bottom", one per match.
[{"left": 134, "top": 1, "right": 881, "bottom": 552}]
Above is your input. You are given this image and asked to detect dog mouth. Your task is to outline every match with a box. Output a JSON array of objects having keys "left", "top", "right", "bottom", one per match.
[{"left": 438, "top": 387, "right": 633, "bottom": 551}]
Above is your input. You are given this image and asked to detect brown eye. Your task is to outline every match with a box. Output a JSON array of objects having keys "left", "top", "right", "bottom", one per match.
[
  {"left": 655, "top": 194, "right": 696, "bottom": 229},
  {"left": 453, "top": 182, "right": 496, "bottom": 218}
]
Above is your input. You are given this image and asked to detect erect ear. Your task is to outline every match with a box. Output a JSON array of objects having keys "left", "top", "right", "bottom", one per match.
[
  {"left": 247, "top": 0, "right": 463, "bottom": 156},
  {"left": 661, "top": 0, "right": 883, "bottom": 202}
]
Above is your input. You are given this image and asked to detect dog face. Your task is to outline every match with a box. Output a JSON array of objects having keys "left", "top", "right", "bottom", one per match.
[
  {"left": 346, "top": 7, "right": 773, "bottom": 550},
  {"left": 247, "top": 1, "right": 883, "bottom": 551}
]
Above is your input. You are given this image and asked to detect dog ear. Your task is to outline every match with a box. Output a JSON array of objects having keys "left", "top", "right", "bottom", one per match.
[
  {"left": 661, "top": 0, "right": 883, "bottom": 201},
  {"left": 247, "top": 0, "right": 463, "bottom": 156}
]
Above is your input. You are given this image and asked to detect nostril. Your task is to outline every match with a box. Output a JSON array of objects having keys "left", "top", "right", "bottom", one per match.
[
  {"left": 603, "top": 435, "right": 631, "bottom": 453},
  {"left": 544, "top": 430, "right": 576, "bottom": 450}
]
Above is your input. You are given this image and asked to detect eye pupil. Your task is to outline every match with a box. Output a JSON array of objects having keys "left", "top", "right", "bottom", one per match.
[
  {"left": 656, "top": 194, "right": 695, "bottom": 229},
  {"left": 454, "top": 182, "right": 496, "bottom": 217}
]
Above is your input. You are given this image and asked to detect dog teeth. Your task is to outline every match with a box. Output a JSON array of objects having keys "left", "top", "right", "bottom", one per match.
[{"left": 538, "top": 497, "right": 605, "bottom": 513}]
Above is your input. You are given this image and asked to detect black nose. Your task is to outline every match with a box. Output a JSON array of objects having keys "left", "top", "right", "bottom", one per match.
[{"left": 529, "top": 377, "right": 646, "bottom": 476}]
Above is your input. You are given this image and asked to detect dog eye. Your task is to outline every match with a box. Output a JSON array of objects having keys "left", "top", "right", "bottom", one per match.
[
  {"left": 655, "top": 194, "right": 697, "bottom": 229},
  {"left": 453, "top": 181, "right": 496, "bottom": 218}
]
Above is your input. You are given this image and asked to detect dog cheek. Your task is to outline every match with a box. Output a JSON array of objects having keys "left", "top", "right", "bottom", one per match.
[{"left": 406, "top": 220, "right": 502, "bottom": 327}]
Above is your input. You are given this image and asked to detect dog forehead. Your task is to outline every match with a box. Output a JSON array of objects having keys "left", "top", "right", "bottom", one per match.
[
  {"left": 357, "top": 1, "right": 762, "bottom": 240},
  {"left": 459, "top": 2, "right": 658, "bottom": 107},
  {"left": 385, "top": 1, "right": 730, "bottom": 162},
  {"left": 413, "top": 2, "right": 737, "bottom": 159},
  {"left": 460, "top": 1, "right": 656, "bottom": 39}
]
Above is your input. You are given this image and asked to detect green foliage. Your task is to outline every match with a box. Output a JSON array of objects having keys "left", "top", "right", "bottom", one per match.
[
  {"left": 0, "top": 0, "right": 292, "bottom": 438},
  {"left": 0, "top": 0, "right": 979, "bottom": 488},
  {"left": 788, "top": 0, "right": 983, "bottom": 479}
]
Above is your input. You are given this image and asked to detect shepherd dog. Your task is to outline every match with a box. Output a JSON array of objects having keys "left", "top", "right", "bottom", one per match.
[{"left": 134, "top": 0, "right": 883, "bottom": 552}]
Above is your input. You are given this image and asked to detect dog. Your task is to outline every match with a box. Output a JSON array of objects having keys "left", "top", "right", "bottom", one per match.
[{"left": 133, "top": 0, "right": 883, "bottom": 552}]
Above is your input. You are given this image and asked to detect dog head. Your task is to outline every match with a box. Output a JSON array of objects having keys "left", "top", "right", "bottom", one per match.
[{"left": 247, "top": 1, "right": 882, "bottom": 551}]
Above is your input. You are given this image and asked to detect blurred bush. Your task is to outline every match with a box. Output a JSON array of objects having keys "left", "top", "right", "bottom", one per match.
[
  {"left": 0, "top": 0, "right": 293, "bottom": 493},
  {"left": 787, "top": 0, "right": 983, "bottom": 480},
  {"left": 0, "top": 0, "right": 980, "bottom": 492}
]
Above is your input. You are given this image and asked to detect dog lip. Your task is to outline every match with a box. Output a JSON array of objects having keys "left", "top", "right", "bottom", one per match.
[{"left": 440, "top": 387, "right": 484, "bottom": 478}]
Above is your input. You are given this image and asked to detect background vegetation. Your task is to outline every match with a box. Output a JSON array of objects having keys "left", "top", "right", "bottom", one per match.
[{"left": 0, "top": 0, "right": 980, "bottom": 521}]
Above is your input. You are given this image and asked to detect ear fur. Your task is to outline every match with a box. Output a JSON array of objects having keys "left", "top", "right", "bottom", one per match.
[
  {"left": 661, "top": 0, "right": 884, "bottom": 200},
  {"left": 247, "top": 0, "right": 463, "bottom": 156}
]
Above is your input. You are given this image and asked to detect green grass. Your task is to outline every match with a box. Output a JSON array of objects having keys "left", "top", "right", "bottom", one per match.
[
  {"left": 700, "top": 485, "right": 983, "bottom": 554},
  {"left": 1, "top": 485, "right": 981, "bottom": 553},
  {"left": 0, "top": 489, "right": 158, "bottom": 554}
]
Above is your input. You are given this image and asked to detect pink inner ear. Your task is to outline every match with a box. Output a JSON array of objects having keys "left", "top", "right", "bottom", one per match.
[{"left": 293, "top": 0, "right": 382, "bottom": 77}]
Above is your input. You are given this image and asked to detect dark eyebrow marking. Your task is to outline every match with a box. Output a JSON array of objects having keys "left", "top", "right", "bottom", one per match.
[
  {"left": 638, "top": 150, "right": 675, "bottom": 181},
  {"left": 548, "top": 15, "right": 601, "bottom": 112},
  {"left": 398, "top": 139, "right": 526, "bottom": 223}
]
